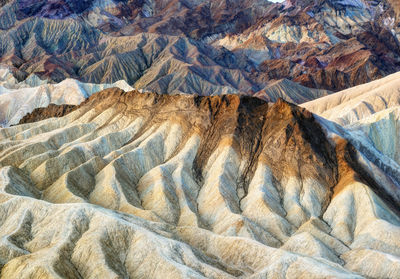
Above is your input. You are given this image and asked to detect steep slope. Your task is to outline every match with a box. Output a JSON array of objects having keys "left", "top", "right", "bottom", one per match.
[
  {"left": 254, "top": 78, "right": 331, "bottom": 103},
  {"left": 0, "top": 69, "right": 133, "bottom": 127},
  {"left": 302, "top": 71, "right": 400, "bottom": 125},
  {"left": 347, "top": 107, "right": 400, "bottom": 166},
  {"left": 0, "top": 30, "right": 259, "bottom": 95},
  {"left": 302, "top": 71, "right": 400, "bottom": 183},
  {"left": 0, "top": 66, "right": 46, "bottom": 89},
  {"left": 0, "top": 89, "right": 399, "bottom": 278},
  {"left": 0, "top": 41, "right": 332, "bottom": 127},
  {"left": 216, "top": 0, "right": 400, "bottom": 91},
  {"left": 18, "top": 104, "right": 78, "bottom": 125},
  {"left": 9, "top": 0, "right": 274, "bottom": 37},
  {"left": 0, "top": 0, "right": 399, "bottom": 93}
]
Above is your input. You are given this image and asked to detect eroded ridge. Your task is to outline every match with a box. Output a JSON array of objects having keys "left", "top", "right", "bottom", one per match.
[{"left": 0, "top": 88, "right": 399, "bottom": 278}]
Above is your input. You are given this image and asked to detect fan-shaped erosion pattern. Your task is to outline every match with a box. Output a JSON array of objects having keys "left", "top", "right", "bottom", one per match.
[{"left": 0, "top": 88, "right": 400, "bottom": 278}]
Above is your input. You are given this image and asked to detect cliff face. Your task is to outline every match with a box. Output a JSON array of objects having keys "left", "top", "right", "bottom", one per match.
[{"left": 0, "top": 88, "right": 399, "bottom": 278}]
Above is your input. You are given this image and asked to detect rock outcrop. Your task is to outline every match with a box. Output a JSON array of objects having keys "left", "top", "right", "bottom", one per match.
[
  {"left": 18, "top": 104, "right": 77, "bottom": 125},
  {"left": 0, "top": 88, "right": 399, "bottom": 278}
]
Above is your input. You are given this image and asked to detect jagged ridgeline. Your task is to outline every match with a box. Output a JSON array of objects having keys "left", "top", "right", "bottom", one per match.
[
  {"left": 0, "top": 0, "right": 399, "bottom": 93},
  {"left": 0, "top": 88, "right": 399, "bottom": 278}
]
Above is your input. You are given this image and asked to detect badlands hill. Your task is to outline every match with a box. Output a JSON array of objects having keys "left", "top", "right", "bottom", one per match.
[
  {"left": 0, "top": 88, "right": 399, "bottom": 278},
  {"left": 254, "top": 78, "right": 331, "bottom": 104},
  {"left": 303, "top": 71, "right": 400, "bottom": 168},
  {"left": 0, "top": 67, "right": 133, "bottom": 127},
  {"left": 0, "top": 0, "right": 399, "bottom": 93},
  {"left": 0, "top": 64, "right": 331, "bottom": 128},
  {"left": 303, "top": 71, "right": 400, "bottom": 125}
]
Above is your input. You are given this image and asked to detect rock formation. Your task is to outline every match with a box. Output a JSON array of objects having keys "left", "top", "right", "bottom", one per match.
[
  {"left": 303, "top": 71, "right": 400, "bottom": 125},
  {"left": 18, "top": 104, "right": 77, "bottom": 125},
  {"left": 0, "top": 88, "right": 399, "bottom": 278},
  {"left": 303, "top": 71, "right": 400, "bottom": 184},
  {"left": 0, "top": 64, "right": 332, "bottom": 128},
  {"left": 0, "top": 1, "right": 400, "bottom": 277},
  {"left": 0, "top": 0, "right": 399, "bottom": 93},
  {"left": 0, "top": 67, "right": 133, "bottom": 127},
  {"left": 254, "top": 78, "right": 331, "bottom": 103}
]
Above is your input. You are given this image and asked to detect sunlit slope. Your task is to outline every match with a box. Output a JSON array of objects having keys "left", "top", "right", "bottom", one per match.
[
  {"left": 0, "top": 69, "right": 133, "bottom": 127},
  {"left": 302, "top": 71, "right": 400, "bottom": 169},
  {"left": 0, "top": 89, "right": 399, "bottom": 278}
]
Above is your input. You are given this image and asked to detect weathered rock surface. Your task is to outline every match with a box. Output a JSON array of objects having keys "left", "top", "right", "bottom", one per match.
[
  {"left": 303, "top": 71, "right": 400, "bottom": 125},
  {"left": 303, "top": 71, "right": 400, "bottom": 205},
  {"left": 0, "top": 88, "right": 399, "bottom": 278},
  {"left": 255, "top": 78, "right": 331, "bottom": 104},
  {"left": 0, "top": 0, "right": 399, "bottom": 93},
  {"left": 0, "top": 62, "right": 331, "bottom": 128},
  {"left": 216, "top": 0, "right": 400, "bottom": 91},
  {"left": 0, "top": 67, "right": 133, "bottom": 127},
  {"left": 18, "top": 103, "right": 77, "bottom": 125},
  {"left": 302, "top": 72, "right": 400, "bottom": 166}
]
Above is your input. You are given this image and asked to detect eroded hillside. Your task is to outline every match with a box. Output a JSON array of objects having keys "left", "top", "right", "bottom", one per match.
[
  {"left": 0, "top": 89, "right": 399, "bottom": 278},
  {"left": 0, "top": 0, "right": 399, "bottom": 92}
]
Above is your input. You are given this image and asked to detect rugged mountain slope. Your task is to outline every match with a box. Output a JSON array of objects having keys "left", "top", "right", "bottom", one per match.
[
  {"left": 0, "top": 0, "right": 399, "bottom": 93},
  {"left": 18, "top": 103, "right": 78, "bottom": 125},
  {"left": 0, "top": 88, "right": 399, "bottom": 278},
  {"left": 303, "top": 71, "right": 400, "bottom": 125},
  {"left": 348, "top": 107, "right": 400, "bottom": 166},
  {"left": 254, "top": 78, "right": 331, "bottom": 103},
  {"left": 0, "top": 67, "right": 133, "bottom": 127},
  {"left": 0, "top": 62, "right": 331, "bottom": 128},
  {"left": 0, "top": 66, "right": 47, "bottom": 89},
  {"left": 217, "top": 0, "right": 400, "bottom": 91},
  {"left": 303, "top": 71, "right": 400, "bottom": 184}
]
